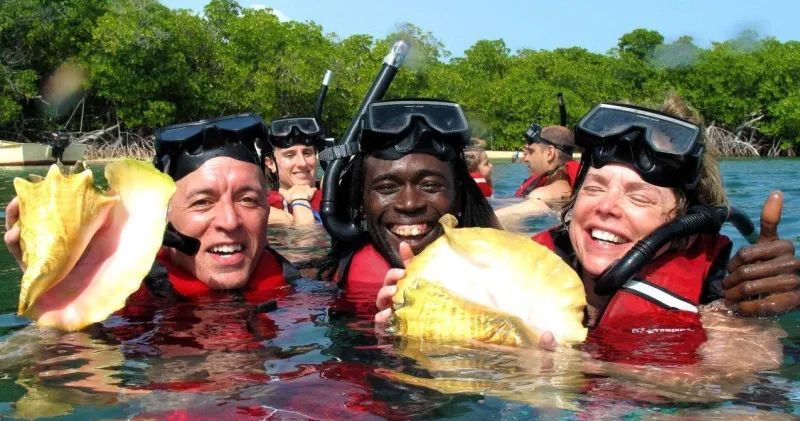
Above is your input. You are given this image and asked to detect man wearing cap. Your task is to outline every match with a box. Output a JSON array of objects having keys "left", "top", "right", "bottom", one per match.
[
  {"left": 263, "top": 117, "right": 325, "bottom": 226},
  {"left": 496, "top": 125, "right": 580, "bottom": 220}
]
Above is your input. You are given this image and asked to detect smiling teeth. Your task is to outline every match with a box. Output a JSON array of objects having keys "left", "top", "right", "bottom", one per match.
[
  {"left": 391, "top": 224, "right": 429, "bottom": 237},
  {"left": 591, "top": 229, "right": 626, "bottom": 244},
  {"left": 211, "top": 244, "right": 243, "bottom": 253}
]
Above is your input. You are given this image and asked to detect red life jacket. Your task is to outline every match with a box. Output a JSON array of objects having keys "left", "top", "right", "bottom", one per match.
[
  {"left": 469, "top": 171, "right": 493, "bottom": 197},
  {"left": 515, "top": 159, "right": 580, "bottom": 198},
  {"left": 126, "top": 247, "right": 287, "bottom": 307},
  {"left": 268, "top": 188, "right": 323, "bottom": 213},
  {"left": 532, "top": 228, "right": 731, "bottom": 365},
  {"left": 335, "top": 243, "right": 393, "bottom": 318}
]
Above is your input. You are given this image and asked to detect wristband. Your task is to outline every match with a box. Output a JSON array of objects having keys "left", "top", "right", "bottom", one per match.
[
  {"left": 290, "top": 198, "right": 311, "bottom": 205},
  {"left": 291, "top": 202, "right": 313, "bottom": 212}
]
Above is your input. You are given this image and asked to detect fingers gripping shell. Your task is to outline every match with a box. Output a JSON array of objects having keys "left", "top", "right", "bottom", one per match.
[{"left": 391, "top": 214, "right": 587, "bottom": 346}]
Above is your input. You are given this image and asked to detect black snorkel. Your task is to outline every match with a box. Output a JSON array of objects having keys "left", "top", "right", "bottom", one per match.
[
  {"left": 593, "top": 205, "right": 758, "bottom": 295},
  {"left": 557, "top": 92, "right": 567, "bottom": 127},
  {"left": 320, "top": 40, "right": 410, "bottom": 243}
]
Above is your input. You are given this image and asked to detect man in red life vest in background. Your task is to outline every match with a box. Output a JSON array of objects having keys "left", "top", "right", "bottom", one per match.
[{"left": 496, "top": 124, "right": 580, "bottom": 221}]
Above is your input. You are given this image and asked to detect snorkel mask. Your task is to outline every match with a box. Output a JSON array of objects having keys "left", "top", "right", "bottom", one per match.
[
  {"left": 575, "top": 103, "right": 704, "bottom": 190},
  {"left": 359, "top": 99, "right": 471, "bottom": 161},
  {"left": 153, "top": 113, "right": 267, "bottom": 256},
  {"left": 154, "top": 113, "right": 266, "bottom": 181},
  {"left": 267, "top": 117, "right": 325, "bottom": 151}
]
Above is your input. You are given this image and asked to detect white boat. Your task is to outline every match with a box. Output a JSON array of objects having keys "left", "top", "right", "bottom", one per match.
[
  {"left": 61, "top": 143, "right": 88, "bottom": 164},
  {"left": 0, "top": 141, "right": 87, "bottom": 165},
  {"left": 0, "top": 141, "right": 54, "bottom": 165}
]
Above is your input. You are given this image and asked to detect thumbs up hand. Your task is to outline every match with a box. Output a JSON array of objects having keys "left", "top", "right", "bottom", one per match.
[{"left": 723, "top": 191, "right": 800, "bottom": 316}]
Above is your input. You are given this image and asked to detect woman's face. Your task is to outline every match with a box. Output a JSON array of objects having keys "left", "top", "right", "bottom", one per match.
[{"left": 568, "top": 163, "right": 678, "bottom": 279}]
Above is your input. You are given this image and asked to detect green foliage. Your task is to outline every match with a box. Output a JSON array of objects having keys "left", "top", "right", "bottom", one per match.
[
  {"left": 616, "top": 28, "right": 664, "bottom": 61},
  {"left": 1, "top": 1, "right": 798, "bottom": 153},
  {"left": 0, "top": 0, "right": 110, "bottom": 130}
]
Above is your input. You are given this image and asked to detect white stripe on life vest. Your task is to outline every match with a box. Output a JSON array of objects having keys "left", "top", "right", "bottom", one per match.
[
  {"left": 622, "top": 279, "right": 698, "bottom": 313},
  {"left": 473, "top": 177, "right": 486, "bottom": 183}
]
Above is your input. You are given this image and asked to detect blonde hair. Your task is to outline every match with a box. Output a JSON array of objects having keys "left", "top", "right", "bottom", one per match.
[
  {"left": 660, "top": 93, "right": 728, "bottom": 214},
  {"left": 464, "top": 145, "right": 487, "bottom": 173}
]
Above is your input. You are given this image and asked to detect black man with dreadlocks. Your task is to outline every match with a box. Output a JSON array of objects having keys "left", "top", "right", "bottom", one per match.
[{"left": 321, "top": 99, "right": 500, "bottom": 316}]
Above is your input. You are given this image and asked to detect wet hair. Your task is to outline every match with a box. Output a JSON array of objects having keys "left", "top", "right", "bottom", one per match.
[
  {"left": 319, "top": 149, "right": 500, "bottom": 280},
  {"left": 464, "top": 145, "right": 487, "bottom": 173},
  {"left": 560, "top": 93, "right": 728, "bottom": 226}
]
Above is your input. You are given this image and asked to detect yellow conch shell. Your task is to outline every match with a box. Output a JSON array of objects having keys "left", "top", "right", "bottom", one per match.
[
  {"left": 390, "top": 214, "right": 587, "bottom": 346},
  {"left": 13, "top": 160, "right": 175, "bottom": 330}
]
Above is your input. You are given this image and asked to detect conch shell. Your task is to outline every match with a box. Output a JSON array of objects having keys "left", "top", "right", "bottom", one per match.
[
  {"left": 13, "top": 159, "right": 175, "bottom": 330},
  {"left": 390, "top": 214, "right": 587, "bottom": 346}
]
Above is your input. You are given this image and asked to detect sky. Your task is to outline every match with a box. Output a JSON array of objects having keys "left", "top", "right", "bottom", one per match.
[{"left": 161, "top": 0, "right": 800, "bottom": 57}]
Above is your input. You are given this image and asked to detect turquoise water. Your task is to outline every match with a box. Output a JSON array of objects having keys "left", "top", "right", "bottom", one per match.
[{"left": 0, "top": 159, "right": 798, "bottom": 419}]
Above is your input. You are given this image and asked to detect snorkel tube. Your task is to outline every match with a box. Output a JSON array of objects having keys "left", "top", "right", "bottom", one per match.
[
  {"left": 315, "top": 70, "right": 332, "bottom": 122},
  {"left": 594, "top": 205, "right": 758, "bottom": 295},
  {"left": 320, "top": 40, "right": 410, "bottom": 242},
  {"left": 557, "top": 92, "right": 567, "bottom": 126},
  {"left": 315, "top": 70, "right": 334, "bottom": 170}
]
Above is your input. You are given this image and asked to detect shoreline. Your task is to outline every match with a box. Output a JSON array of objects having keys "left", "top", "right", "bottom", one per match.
[{"left": 487, "top": 151, "right": 583, "bottom": 160}]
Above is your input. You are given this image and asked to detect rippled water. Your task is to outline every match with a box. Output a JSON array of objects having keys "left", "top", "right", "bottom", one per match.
[{"left": 0, "top": 159, "right": 798, "bottom": 419}]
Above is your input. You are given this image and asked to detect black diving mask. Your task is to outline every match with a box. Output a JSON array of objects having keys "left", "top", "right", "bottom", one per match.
[
  {"left": 576, "top": 103, "right": 704, "bottom": 189},
  {"left": 154, "top": 113, "right": 266, "bottom": 181},
  {"left": 359, "top": 99, "right": 471, "bottom": 161},
  {"left": 268, "top": 117, "right": 324, "bottom": 150}
]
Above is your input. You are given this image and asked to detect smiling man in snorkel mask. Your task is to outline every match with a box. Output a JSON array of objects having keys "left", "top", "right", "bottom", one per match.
[
  {"left": 3, "top": 113, "right": 299, "bottom": 308},
  {"left": 148, "top": 113, "right": 298, "bottom": 297},
  {"left": 262, "top": 117, "right": 326, "bottom": 226},
  {"left": 321, "top": 99, "right": 500, "bottom": 315}
]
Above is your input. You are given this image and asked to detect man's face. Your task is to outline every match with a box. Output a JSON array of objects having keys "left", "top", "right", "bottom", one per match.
[
  {"left": 266, "top": 144, "right": 317, "bottom": 189},
  {"left": 521, "top": 142, "right": 552, "bottom": 177},
  {"left": 363, "top": 153, "right": 458, "bottom": 261},
  {"left": 168, "top": 157, "right": 269, "bottom": 289}
]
